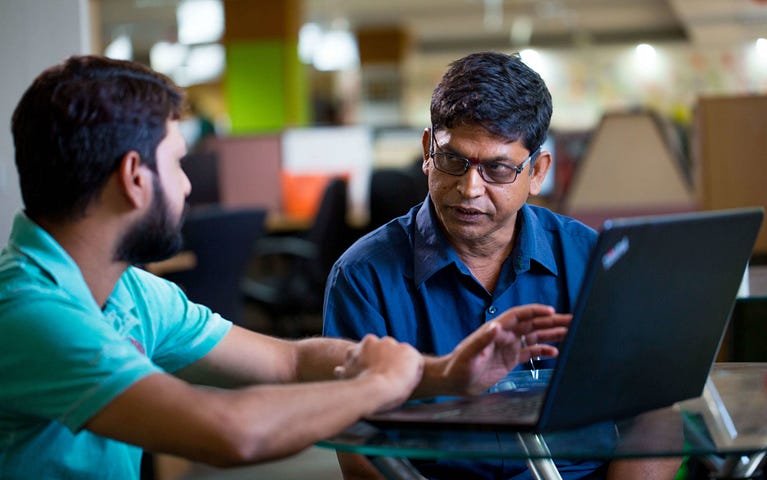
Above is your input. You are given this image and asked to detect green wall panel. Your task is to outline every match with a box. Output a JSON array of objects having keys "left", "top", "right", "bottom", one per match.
[{"left": 226, "top": 41, "right": 308, "bottom": 134}]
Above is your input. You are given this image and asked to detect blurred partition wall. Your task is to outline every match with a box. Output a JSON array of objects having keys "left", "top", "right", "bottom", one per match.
[
  {"left": 561, "top": 110, "right": 696, "bottom": 229},
  {"left": 215, "top": 134, "right": 283, "bottom": 213},
  {"left": 212, "top": 126, "right": 374, "bottom": 228},
  {"left": 281, "top": 126, "right": 374, "bottom": 225}
]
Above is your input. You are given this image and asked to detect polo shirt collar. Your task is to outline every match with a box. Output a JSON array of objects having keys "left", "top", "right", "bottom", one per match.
[
  {"left": 103, "top": 271, "right": 138, "bottom": 317},
  {"left": 8, "top": 211, "right": 113, "bottom": 314},
  {"left": 412, "top": 201, "right": 558, "bottom": 286}
]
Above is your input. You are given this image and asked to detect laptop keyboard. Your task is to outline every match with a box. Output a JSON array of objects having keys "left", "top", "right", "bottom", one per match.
[{"left": 427, "top": 390, "right": 545, "bottom": 421}]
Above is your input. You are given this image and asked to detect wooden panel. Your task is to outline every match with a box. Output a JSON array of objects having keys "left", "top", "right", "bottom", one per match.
[
  {"left": 223, "top": 0, "right": 300, "bottom": 42},
  {"left": 695, "top": 95, "right": 767, "bottom": 255},
  {"left": 357, "top": 27, "right": 411, "bottom": 64}
]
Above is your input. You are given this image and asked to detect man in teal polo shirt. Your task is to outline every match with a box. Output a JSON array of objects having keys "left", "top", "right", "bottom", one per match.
[{"left": 0, "top": 55, "right": 572, "bottom": 479}]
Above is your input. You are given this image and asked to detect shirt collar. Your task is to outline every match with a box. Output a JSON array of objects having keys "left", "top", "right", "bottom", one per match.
[
  {"left": 6, "top": 211, "right": 134, "bottom": 314},
  {"left": 104, "top": 270, "right": 139, "bottom": 316},
  {"left": 413, "top": 197, "right": 462, "bottom": 285},
  {"left": 513, "top": 203, "right": 559, "bottom": 276},
  {"left": 412, "top": 201, "right": 559, "bottom": 285}
]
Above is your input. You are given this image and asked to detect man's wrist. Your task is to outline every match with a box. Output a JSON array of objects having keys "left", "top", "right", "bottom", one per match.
[
  {"left": 413, "top": 354, "right": 455, "bottom": 399},
  {"left": 352, "top": 372, "right": 412, "bottom": 415}
]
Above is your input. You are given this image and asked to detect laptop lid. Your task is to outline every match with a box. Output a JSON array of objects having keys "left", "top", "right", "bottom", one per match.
[
  {"left": 365, "top": 208, "right": 763, "bottom": 432},
  {"left": 539, "top": 207, "right": 763, "bottom": 430}
]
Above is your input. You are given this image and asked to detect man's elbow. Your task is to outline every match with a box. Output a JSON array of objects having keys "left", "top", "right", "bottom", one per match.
[{"left": 193, "top": 417, "right": 276, "bottom": 467}]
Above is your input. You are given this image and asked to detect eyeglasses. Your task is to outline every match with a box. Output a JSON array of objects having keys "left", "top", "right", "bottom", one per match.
[{"left": 429, "top": 128, "right": 541, "bottom": 184}]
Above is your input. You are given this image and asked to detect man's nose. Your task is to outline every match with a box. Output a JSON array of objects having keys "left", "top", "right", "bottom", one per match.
[{"left": 457, "top": 165, "right": 486, "bottom": 197}]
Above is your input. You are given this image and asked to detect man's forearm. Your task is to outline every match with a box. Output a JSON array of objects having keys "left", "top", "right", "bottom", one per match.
[
  {"left": 87, "top": 371, "right": 403, "bottom": 467},
  {"left": 294, "top": 336, "right": 357, "bottom": 382}
]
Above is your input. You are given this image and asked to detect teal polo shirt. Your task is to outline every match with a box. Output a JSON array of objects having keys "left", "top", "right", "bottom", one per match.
[{"left": 0, "top": 212, "right": 232, "bottom": 479}]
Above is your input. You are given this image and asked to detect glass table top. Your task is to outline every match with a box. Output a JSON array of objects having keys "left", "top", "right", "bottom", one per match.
[{"left": 319, "top": 363, "right": 767, "bottom": 462}]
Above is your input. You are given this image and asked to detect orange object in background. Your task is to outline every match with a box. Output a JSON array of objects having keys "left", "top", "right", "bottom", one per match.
[{"left": 281, "top": 172, "right": 347, "bottom": 222}]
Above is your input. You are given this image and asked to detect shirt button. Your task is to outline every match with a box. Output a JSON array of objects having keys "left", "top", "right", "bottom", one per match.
[{"left": 487, "top": 305, "right": 497, "bottom": 315}]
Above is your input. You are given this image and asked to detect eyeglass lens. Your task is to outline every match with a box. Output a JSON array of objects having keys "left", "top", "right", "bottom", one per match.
[{"left": 432, "top": 153, "right": 520, "bottom": 184}]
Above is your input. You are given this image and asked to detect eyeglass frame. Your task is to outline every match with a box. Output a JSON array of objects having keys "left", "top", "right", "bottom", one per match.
[{"left": 428, "top": 127, "right": 542, "bottom": 185}]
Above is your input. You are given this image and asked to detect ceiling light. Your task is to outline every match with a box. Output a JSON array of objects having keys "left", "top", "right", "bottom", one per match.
[
  {"left": 104, "top": 34, "right": 133, "bottom": 61},
  {"left": 299, "top": 23, "right": 323, "bottom": 64},
  {"left": 757, "top": 38, "right": 767, "bottom": 56},
  {"left": 177, "top": 0, "right": 224, "bottom": 45},
  {"left": 313, "top": 30, "right": 359, "bottom": 71},
  {"left": 150, "top": 41, "right": 225, "bottom": 87},
  {"left": 299, "top": 22, "right": 360, "bottom": 71},
  {"left": 150, "top": 41, "right": 186, "bottom": 75},
  {"left": 635, "top": 43, "right": 657, "bottom": 63},
  {"left": 174, "top": 44, "right": 226, "bottom": 87}
]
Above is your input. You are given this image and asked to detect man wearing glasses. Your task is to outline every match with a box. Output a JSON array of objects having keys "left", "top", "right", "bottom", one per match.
[{"left": 323, "top": 52, "right": 680, "bottom": 479}]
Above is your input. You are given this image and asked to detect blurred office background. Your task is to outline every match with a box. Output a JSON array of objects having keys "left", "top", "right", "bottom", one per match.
[{"left": 1, "top": 1, "right": 767, "bottom": 478}]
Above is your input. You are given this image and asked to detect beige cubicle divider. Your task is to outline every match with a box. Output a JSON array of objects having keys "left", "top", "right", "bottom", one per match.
[
  {"left": 214, "top": 134, "right": 283, "bottom": 213},
  {"left": 561, "top": 110, "right": 697, "bottom": 229},
  {"left": 694, "top": 95, "right": 767, "bottom": 256}
]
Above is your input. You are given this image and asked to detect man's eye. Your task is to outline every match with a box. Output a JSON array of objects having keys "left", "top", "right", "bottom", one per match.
[
  {"left": 484, "top": 162, "right": 513, "bottom": 172},
  {"left": 442, "top": 153, "right": 465, "bottom": 163}
]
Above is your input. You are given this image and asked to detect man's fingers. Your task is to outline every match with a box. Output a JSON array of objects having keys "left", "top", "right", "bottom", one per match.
[
  {"left": 494, "top": 304, "right": 556, "bottom": 326},
  {"left": 510, "top": 314, "right": 571, "bottom": 338},
  {"left": 459, "top": 321, "right": 499, "bottom": 358},
  {"left": 527, "top": 313, "right": 572, "bottom": 329},
  {"left": 525, "top": 344, "right": 559, "bottom": 359},
  {"left": 493, "top": 306, "right": 570, "bottom": 333},
  {"left": 522, "top": 326, "right": 569, "bottom": 344}
]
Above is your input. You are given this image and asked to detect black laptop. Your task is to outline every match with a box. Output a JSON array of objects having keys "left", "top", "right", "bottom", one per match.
[{"left": 365, "top": 208, "right": 764, "bottom": 432}]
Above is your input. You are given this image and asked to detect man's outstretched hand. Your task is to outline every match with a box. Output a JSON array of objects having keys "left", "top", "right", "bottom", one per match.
[{"left": 433, "top": 304, "right": 571, "bottom": 397}]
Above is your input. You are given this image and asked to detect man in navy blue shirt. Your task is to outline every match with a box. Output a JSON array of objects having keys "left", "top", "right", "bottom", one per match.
[{"left": 323, "top": 52, "right": 681, "bottom": 479}]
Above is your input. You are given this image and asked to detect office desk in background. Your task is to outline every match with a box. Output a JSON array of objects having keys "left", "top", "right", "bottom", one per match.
[
  {"left": 319, "top": 363, "right": 767, "bottom": 480},
  {"left": 143, "top": 251, "right": 197, "bottom": 276}
]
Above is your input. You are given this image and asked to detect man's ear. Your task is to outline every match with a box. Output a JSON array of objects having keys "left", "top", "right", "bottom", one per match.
[
  {"left": 421, "top": 127, "right": 431, "bottom": 175},
  {"left": 529, "top": 151, "right": 552, "bottom": 196},
  {"left": 117, "top": 151, "right": 153, "bottom": 209}
]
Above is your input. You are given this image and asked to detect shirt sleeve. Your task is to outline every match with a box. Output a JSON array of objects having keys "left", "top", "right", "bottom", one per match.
[
  {"left": 323, "top": 261, "right": 390, "bottom": 341},
  {"left": 122, "top": 267, "right": 232, "bottom": 373}
]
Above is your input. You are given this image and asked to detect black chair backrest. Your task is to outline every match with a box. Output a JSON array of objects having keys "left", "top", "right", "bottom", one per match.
[
  {"left": 307, "top": 177, "right": 353, "bottom": 279},
  {"left": 165, "top": 207, "right": 266, "bottom": 324},
  {"left": 183, "top": 152, "right": 220, "bottom": 206},
  {"left": 369, "top": 166, "right": 427, "bottom": 230}
]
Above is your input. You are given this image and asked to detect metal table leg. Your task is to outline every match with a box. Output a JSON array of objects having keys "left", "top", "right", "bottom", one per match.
[
  {"left": 516, "top": 432, "right": 563, "bottom": 480},
  {"left": 714, "top": 451, "right": 767, "bottom": 479}
]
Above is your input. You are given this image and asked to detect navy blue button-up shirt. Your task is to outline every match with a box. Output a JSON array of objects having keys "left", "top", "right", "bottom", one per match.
[
  {"left": 324, "top": 199, "right": 597, "bottom": 363},
  {"left": 323, "top": 199, "right": 606, "bottom": 480}
]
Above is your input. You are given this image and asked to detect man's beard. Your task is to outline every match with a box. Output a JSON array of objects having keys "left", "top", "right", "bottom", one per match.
[{"left": 115, "top": 176, "right": 186, "bottom": 265}]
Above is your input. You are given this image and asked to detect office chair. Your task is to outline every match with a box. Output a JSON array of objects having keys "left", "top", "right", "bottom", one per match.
[
  {"left": 181, "top": 151, "right": 220, "bottom": 206},
  {"left": 368, "top": 163, "right": 428, "bottom": 231},
  {"left": 242, "top": 177, "right": 355, "bottom": 337},
  {"left": 164, "top": 207, "right": 266, "bottom": 325}
]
